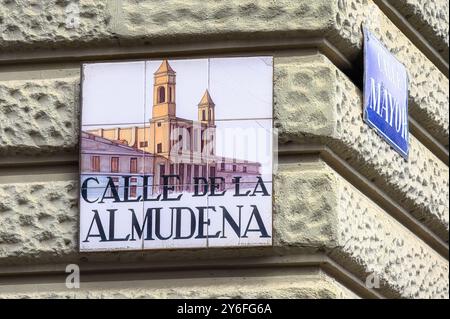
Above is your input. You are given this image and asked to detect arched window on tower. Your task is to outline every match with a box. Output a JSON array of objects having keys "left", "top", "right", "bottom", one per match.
[
  {"left": 157, "top": 86, "right": 165, "bottom": 103},
  {"left": 168, "top": 87, "right": 173, "bottom": 102}
]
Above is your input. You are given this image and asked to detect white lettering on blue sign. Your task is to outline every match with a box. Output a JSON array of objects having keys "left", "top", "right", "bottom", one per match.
[{"left": 363, "top": 28, "right": 409, "bottom": 159}]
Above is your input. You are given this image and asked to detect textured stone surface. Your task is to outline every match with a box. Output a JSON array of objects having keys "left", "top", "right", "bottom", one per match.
[
  {"left": 1, "top": 0, "right": 447, "bottom": 145},
  {"left": 273, "top": 164, "right": 338, "bottom": 248},
  {"left": 0, "top": 269, "right": 359, "bottom": 299},
  {"left": 332, "top": 0, "right": 449, "bottom": 147},
  {"left": 275, "top": 54, "right": 449, "bottom": 240},
  {"left": 111, "top": 0, "right": 332, "bottom": 40},
  {"left": 386, "top": 0, "right": 449, "bottom": 59},
  {"left": 335, "top": 174, "right": 449, "bottom": 299},
  {"left": 0, "top": 0, "right": 333, "bottom": 51},
  {"left": 0, "top": 181, "right": 78, "bottom": 258},
  {"left": 276, "top": 162, "right": 448, "bottom": 299},
  {"left": 0, "top": 78, "right": 79, "bottom": 155},
  {"left": 0, "top": 0, "right": 111, "bottom": 52}
]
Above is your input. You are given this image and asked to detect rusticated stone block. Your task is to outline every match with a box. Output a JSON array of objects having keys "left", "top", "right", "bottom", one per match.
[
  {"left": 275, "top": 54, "right": 449, "bottom": 240},
  {"left": 386, "top": 0, "right": 449, "bottom": 59},
  {"left": 0, "top": 181, "right": 78, "bottom": 258},
  {"left": 275, "top": 162, "right": 448, "bottom": 299},
  {"left": 335, "top": 173, "right": 448, "bottom": 299},
  {"left": 0, "top": 0, "right": 111, "bottom": 52},
  {"left": 0, "top": 0, "right": 333, "bottom": 52},
  {"left": 273, "top": 165, "right": 338, "bottom": 248},
  {"left": 110, "top": 0, "right": 332, "bottom": 41},
  {"left": 0, "top": 78, "right": 79, "bottom": 155}
]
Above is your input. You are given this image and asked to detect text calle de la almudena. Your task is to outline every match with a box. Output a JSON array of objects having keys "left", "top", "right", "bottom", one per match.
[{"left": 81, "top": 175, "right": 271, "bottom": 243}]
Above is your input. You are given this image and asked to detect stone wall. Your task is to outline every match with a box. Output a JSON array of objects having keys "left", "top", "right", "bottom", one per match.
[{"left": 0, "top": 0, "right": 448, "bottom": 299}]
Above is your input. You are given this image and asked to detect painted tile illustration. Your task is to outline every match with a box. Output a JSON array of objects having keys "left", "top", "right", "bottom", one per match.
[{"left": 80, "top": 57, "right": 273, "bottom": 251}]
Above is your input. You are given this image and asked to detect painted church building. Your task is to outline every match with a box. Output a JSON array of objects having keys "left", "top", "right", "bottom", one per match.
[{"left": 83, "top": 60, "right": 261, "bottom": 193}]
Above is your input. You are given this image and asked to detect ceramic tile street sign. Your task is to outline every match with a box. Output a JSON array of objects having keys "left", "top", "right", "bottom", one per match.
[
  {"left": 363, "top": 28, "right": 409, "bottom": 159},
  {"left": 79, "top": 57, "right": 273, "bottom": 252}
]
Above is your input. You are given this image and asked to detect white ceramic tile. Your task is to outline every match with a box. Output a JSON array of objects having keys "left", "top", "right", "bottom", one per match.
[
  {"left": 207, "top": 182, "right": 273, "bottom": 247},
  {"left": 79, "top": 187, "right": 144, "bottom": 252},
  {"left": 209, "top": 119, "right": 273, "bottom": 183},
  {"left": 80, "top": 57, "right": 274, "bottom": 252},
  {"left": 143, "top": 186, "right": 208, "bottom": 249},
  {"left": 209, "top": 56, "right": 273, "bottom": 120},
  {"left": 144, "top": 59, "right": 208, "bottom": 123},
  {"left": 82, "top": 61, "right": 146, "bottom": 126}
]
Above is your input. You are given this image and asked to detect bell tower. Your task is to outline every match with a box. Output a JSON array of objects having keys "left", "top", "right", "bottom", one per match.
[
  {"left": 198, "top": 89, "right": 215, "bottom": 125},
  {"left": 198, "top": 89, "right": 216, "bottom": 156},
  {"left": 153, "top": 60, "right": 176, "bottom": 119},
  {"left": 148, "top": 60, "right": 177, "bottom": 157}
]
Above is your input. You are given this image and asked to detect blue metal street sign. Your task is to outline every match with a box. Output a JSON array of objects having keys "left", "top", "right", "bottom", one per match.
[{"left": 363, "top": 28, "right": 409, "bottom": 159}]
